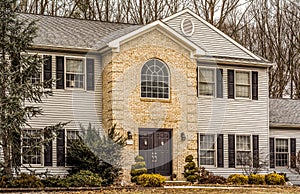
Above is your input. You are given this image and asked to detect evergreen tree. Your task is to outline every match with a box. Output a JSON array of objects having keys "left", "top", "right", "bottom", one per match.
[{"left": 0, "top": 0, "right": 65, "bottom": 177}]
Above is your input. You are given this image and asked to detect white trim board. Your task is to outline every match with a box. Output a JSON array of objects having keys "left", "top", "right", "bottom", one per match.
[{"left": 107, "top": 20, "right": 206, "bottom": 58}]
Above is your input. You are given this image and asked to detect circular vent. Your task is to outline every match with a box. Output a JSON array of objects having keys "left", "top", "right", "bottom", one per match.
[{"left": 181, "top": 18, "right": 195, "bottom": 36}]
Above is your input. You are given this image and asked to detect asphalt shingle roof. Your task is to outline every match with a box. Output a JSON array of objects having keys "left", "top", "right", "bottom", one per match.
[
  {"left": 269, "top": 98, "right": 300, "bottom": 125},
  {"left": 18, "top": 13, "right": 142, "bottom": 50}
]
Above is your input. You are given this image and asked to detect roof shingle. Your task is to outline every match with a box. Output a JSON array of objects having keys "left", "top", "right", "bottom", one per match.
[
  {"left": 18, "top": 13, "right": 142, "bottom": 50},
  {"left": 269, "top": 98, "right": 300, "bottom": 125}
]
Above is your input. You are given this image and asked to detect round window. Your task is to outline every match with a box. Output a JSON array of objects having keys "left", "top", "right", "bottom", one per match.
[{"left": 181, "top": 18, "right": 195, "bottom": 36}]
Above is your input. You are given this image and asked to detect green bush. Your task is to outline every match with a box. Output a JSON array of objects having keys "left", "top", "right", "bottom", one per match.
[
  {"left": 63, "top": 170, "right": 102, "bottom": 187},
  {"left": 248, "top": 174, "right": 265, "bottom": 185},
  {"left": 137, "top": 174, "right": 166, "bottom": 187},
  {"left": 11, "top": 173, "right": 44, "bottom": 188},
  {"left": 227, "top": 174, "right": 248, "bottom": 185},
  {"left": 185, "top": 155, "right": 194, "bottom": 162},
  {"left": 130, "top": 155, "right": 147, "bottom": 183},
  {"left": 183, "top": 155, "right": 199, "bottom": 183},
  {"left": 42, "top": 177, "right": 65, "bottom": 187},
  {"left": 265, "top": 173, "right": 285, "bottom": 185}
]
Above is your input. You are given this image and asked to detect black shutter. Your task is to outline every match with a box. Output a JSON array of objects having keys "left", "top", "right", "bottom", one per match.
[
  {"left": 12, "top": 131, "right": 21, "bottom": 167},
  {"left": 228, "top": 134, "right": 235, "bottom": 168},
  {"left": 44, "top": 131, "right": 53, "bottom": 166},
  {"left": 86, "top": 58, "right": 95, "bottom": 91},
  {"left": 56, "top": 56, "right": 64, "bottom": 89},
  {"left": 43, "top": 55, "right": 52, "bottom": 88},
  {"left": 290, "top": 138, "right": 296, "bottom": 168},
  {"left": 56, "top": 130, "right": 65, "bottom": 166},
  {"left": 253, "top": 135, "right": 259, "bottom": 168},
  {"left": 228, "top": 70, "right": 235, "bottom": 99},
  {"left": 217, "top": 134, "right": 224, "bottom": 167},
  {"left": 270, "top": 138, "right": 275, "bottom": 168},
  {"left": 217, "top": 69, "right": 223, "bottom": 98},
  {"left": 252, "top": 71, "right": 258, "bottom": 100}
]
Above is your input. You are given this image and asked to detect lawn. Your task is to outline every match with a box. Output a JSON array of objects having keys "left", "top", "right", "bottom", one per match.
[{"left": 36, "top": 186, "right": 300, "bottom": 194}]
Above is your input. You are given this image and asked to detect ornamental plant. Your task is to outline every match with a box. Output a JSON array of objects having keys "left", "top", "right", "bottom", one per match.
[
  {"left": 130, "top": 155, "right": 147, "bottom": 183},
  {"left": 183, "top": 155, "right": 199, "bottom": 183}
]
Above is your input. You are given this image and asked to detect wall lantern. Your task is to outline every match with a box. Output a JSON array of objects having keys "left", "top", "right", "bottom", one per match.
[
  {"left": 181, "top": 132, "right": 186, "bottom": 141},
  {"left": 127, "top": 131, "right": 133, "bottom": 140},
  {"left": 126, "top": 131, "right": 133, "bottom": 145}
]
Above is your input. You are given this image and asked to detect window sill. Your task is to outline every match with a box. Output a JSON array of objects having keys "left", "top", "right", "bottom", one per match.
[
  {"left": 22, "top": 164, "right": 44, "bottom": 168},
  {"left": 140, "top": 97, "right": 171, "bottom": 103}
]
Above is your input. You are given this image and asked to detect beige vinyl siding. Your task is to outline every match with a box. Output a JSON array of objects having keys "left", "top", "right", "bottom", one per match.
[
  {"left": 27, "top": 51, "right": 102, "bottom": 131},
  {"left": 165, "top": 12, "right": 254, "bottom": 60},
  {"left": 197, "top": 64, "right": 269, "bottom": 176},
  {"left": 270, "top": 128, "right": 300, "bottom": 184},
  {"left": 23, "top": 51, "right": 102, "bottom": 172}
]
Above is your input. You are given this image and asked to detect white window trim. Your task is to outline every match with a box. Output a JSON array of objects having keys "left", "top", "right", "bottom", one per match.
[
  {"left": 64, "top": 56, "right": 86, "bottom": 91},
  {"left": 198, "top": 133, "right": 217, "bottom": 167},
  {"left": 235, "top": 134, "right": 252, "bottom": 167},
  {"left": 274, "top": 137, "right": 290, "bottom": 168},
  {"left": 65, "top": 129, "right": 80, "bottom": 167},
  {"left": 198, "top": 67, "right": 217, "bottom": 98},
  {"left": 234, "top": 69, "right": 252, "bottom": 100},
  {"left": 140, "top": 58, "right": 171, "bottom": 100},
  {"left": 21, "top": 129, "right": 44, "bottom": 167},
  {"left": 27, "top": 53, "right": 44, "bottom": 84}
]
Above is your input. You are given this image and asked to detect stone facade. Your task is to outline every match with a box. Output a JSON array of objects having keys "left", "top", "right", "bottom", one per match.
[{"left": 102, "top": 29, "right": 198, "bottom": 180}]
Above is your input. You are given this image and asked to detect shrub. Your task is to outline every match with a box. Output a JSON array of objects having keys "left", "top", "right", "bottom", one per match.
[
  {"left": 11, "top": 173, "right": 43, "bottom": 188},
  {"left": 42, "top": 177, "right": 65, "bottom": 187},
  {"left": 67, "top": 124, "right": 127, "bottom": 185},
  {"left": 137, "top": 174, "right": 166, "bottom": 187},
  {"left": 248, "top": 174, "right": 265, "bottom": 185},
  {"left": 63, "top": 170, "right": 102, "bottom": 187},
  {"left": 183, "top": 155, "right": 199, "bottom": 183},
  {"left": 198, "top": 167, "right": 227, "bottom": 184},
  {"left": 265, "top": 173, "right": 285, "bottom": 185},
  {"left": 227, "top": 174, "right": 248, "bottom": 185},
  {"left": 0, "top": 175, "right": 11, "bottom": 188},
  {"left": 130, "top": 155, "right": 147, "bottom": 183}
]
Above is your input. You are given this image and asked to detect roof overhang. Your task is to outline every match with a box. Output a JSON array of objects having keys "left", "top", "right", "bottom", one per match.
[
  {"left": 198, "top": 56, "right": 274, "bottom": 68},
  {"left": 30, "top": 44, "right": 98, "bottom": 54},
  {"left": 270, "top": 123, "right": 300, "bottom": 129},
  {"left": 105, "top": 20, "right": 206, "bottom": 58}
]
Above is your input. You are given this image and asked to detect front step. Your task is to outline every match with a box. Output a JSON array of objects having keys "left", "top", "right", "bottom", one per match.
[{"left": 165, "top": 181, "right": 190, "bottom": 186}]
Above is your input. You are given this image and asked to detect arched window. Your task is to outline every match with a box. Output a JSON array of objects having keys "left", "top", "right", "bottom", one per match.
[{"left": 141, "top": 59, "right": 170, "bottom": 99}]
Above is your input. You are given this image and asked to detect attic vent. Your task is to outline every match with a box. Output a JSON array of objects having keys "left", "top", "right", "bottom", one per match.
[{"left": 181, "top": 18, "right": 195, "bottom": 36}]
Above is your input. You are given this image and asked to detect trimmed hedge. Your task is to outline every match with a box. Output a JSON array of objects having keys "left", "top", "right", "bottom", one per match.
[
  {"left": 137, "top": 174, "right": 166, "bottom": 187},
  {"left": 227, "top": 174, "right": 248, "bottom": 185},
  {"left": 248, "top": 174, "right": 265, "bottom": 185},
  {"left": 265, "top": 173, "right": 285, "bottom": 185}
]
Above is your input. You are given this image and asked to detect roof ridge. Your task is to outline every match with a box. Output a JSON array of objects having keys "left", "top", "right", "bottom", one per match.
[{"left": 17, "top": 12, "right": 140, "bottom": 26}]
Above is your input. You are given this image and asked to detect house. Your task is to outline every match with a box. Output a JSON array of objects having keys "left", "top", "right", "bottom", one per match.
[
  {"left": 269, "top": 98, "right": 300, "bottom": 184},
  {"left": 17, "top": 9, "right": 277, "bottom": 181}
]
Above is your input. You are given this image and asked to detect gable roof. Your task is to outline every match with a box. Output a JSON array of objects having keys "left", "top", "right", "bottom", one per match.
[
  {"left": 107, "top": 20, "right": 206, "bottom": 57},
  {"left": 270, "top": 98, "right": 300, "bottom": 127},
  {"left": 162, "top": 9, "right": 264, "bottom": 62},
  {"left": 18, "top": 13, "right": 142, "bottom": 51}
]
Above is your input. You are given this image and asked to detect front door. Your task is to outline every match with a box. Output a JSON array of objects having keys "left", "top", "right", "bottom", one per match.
[{"left": 139, "top": 128, "right": 172, "bottom": 176}]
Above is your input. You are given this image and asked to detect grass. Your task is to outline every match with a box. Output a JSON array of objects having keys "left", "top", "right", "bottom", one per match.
[{"left": 43, "top": 186, "right": 300, "bottom": 194}]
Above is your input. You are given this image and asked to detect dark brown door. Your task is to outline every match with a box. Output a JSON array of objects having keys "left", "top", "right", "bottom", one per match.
[{"left": 139, "top": 128, "right": 172, "bottom": 176}]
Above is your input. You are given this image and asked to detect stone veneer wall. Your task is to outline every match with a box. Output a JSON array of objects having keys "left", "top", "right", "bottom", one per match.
[{"left": 102, "top": 29, "right": 198, "bottom": 180}]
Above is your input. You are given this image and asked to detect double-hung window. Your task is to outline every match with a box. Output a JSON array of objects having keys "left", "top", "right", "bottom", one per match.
[
  {"left": 199, "top": 134, "right": 215, "bottom": 166},
  {"left": 236, "top": 71, "right": 250, "bottom": 98},
  {"left": 66, "top": 58, "right": 85, "bottom": 89},
  {"left": 22, "top": 129, "right": 42, "bottom": 165},
  {"left": 198, "top": 68, "right": 215, "bottom": 96},
  {"left": 236, "top": 135, "right": 251, "bottom": 166},
  {"left": 66, "top": 130, "right": 79, "bottom": 166},
  {"left": 275, "top": 139, "right": 289, "bottom": 167}
]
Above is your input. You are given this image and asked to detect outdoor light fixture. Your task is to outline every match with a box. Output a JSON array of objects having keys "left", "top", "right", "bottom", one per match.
[
  {"left": 127, "top": 131, "right": 133, "bottom": 140},
  {"left": 181, "top": 132, "right": 186, "bottom": 141}
]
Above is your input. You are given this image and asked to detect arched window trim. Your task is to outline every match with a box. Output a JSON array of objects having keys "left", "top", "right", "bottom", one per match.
[{"left": 140, "top": 58, "right": 170, "bottom": 100}]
